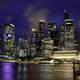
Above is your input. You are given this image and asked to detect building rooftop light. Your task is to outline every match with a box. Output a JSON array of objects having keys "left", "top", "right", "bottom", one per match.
[
  {"left": 64, "top": 19, "right": 73, "bottom": 22},
  {"left": 32, "top": 28, "right": 37, "bottom": 32},
  {"left": 10, "top": 24, "right": 15, "bottom": 28},
  {"left": 40, "top": 20, "right": 45, "bottom": 22}
]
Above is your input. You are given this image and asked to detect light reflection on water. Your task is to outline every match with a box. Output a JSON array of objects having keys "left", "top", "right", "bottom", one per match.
[
  {"left": 18, "top": 63, "right": 73, "bottom": 80},
  {"left": 0, "top": 62, "right": 73, "bottom": 80},
  {"left": 0, "top": 62, "right": 18, "bottom": 80}
]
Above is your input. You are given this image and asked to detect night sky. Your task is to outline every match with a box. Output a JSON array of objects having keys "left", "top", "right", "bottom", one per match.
[{"left": 0, "top": 0, "right": 80, "bottom": 38}]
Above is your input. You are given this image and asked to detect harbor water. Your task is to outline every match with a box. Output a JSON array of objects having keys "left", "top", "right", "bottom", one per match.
[{"left": 0, "top": 62, "right": 73, "bottom": 80}]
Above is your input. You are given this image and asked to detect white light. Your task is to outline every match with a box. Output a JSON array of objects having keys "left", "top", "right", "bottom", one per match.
[
  {"left": 64, "top": 19, "right": 73, "bottom": 21},
  {"left": 10, "top": 24, "right": 15, "bottom": 27},
  {"left": 8, "top": 34, "right": 12, "bottom": 37},
  {"left": 65, "top": 23, "right": 72, "bottom": 24},
  {"left": 55, "top": 50, "right": 77, "bottom": 53},
  {"left": 64, "top": 10, "right": 67, "bottom": 13},
  {"left": 19, "top": 38, "right": 22, "bottom": 41},
  {"left": 32, "top": 28, "right": 37, "bottom": 32},
  {"left": 40, "top": 20, "right": 45, "bottom": 22},
  {"left": 53, "top": 25, "right": 56, "bottom": 29}
]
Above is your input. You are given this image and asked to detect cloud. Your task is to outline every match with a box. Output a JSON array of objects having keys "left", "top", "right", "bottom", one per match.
[{"left": 23, "top": 5, "right": 49, "bottom": 30}]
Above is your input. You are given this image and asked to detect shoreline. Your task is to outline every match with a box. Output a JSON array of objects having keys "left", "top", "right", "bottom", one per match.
[{"left": 0, "top": 59, "right": 76, "bottom": 64}]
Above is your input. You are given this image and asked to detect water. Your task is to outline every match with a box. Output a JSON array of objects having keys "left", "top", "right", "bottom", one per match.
[
  {"left": 0, "top": 62, "right": 73, "bottom": 80},
  {"left": 0, "top": 62, "right": 18, "bottom": 80}
]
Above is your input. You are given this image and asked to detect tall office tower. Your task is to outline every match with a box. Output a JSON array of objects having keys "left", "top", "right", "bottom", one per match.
[
  {"left": 39, "top": 20, "right": 46, "bottom": 39},
  {"left": 4, "top": 24, "right": 15, "bottom": 56},
  {"left": 18, "top": 38, "right": 27, "bottom": 57},
  {"left": 0, "top": 26, "right": 3, "bottom": 54},
  {"left": 60, "top": 11, "right": 74, "bottom": 50},
  {"left": 64, "top": 19, "right": 74, "bottom": 50},
  {"left": 60, "top": 24, "right": 65, "bottom": 50},
  {"left": 37, "top": 20, "right": 46, "bottom": 55},
  {"left": 42, "top": 31, "right": 54, "bottom": 58},
  {"left": 48, "top": 23, "right": 59, "bottom": 51},
  {"left": 24, "top": 39, "right": 30, "bottom": 57},
  {"left": 30, "top": 28, "right": 38, "bottom": 57}
]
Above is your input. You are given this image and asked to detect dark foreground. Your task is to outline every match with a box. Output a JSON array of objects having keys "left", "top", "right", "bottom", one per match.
[{"left": 0, "top": 62, "right": 73, "bottom": 80}]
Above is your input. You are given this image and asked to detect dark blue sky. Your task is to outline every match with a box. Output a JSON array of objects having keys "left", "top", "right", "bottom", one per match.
[{"left": 0, "top": 0, "right": 80, "bottom": 38}]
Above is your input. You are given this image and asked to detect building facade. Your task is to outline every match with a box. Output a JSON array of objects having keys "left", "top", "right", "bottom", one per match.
[
  {"left": 48, "top": 23, "right": 60, "bottom": 51},
  {"left": 60, "top": 11, "right": 74, "bottom": 50},
  {"left": 18, "top": 38, "right": 28, "bottom": 57},
  {"left": 30, "top": 28, "right": 38, "bottom": 57},
  {"left": 4, "top": 24, "right": 15, "bottom": 56},
  {"left": 42, "top": 32, "right": 54, "bottom": 58},
  {"left": 37, "top": 20, "right": 46, "bottom": 56},
  {"left": 64, "top": 19, "right": 74, "bottom": 50},
  {"left": 60, "top": 24, "right": 65, "bottom": 50}
]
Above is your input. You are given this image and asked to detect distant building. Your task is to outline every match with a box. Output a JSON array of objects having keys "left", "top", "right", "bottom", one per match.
[
  {"left": 39, "top": 20, "right": 46, "bottom": 39},
  {"left": 18, "top": 38, "right": 27, "bottom": 57},
  {"left": 60, "top": 11, "right": 74, "bottom": 50},
  {"left": 64, "top": 19, "right": 74, "bottom": 50},
  {"left": 37, "top": 20, "right": 46, "bottom": 55},
  {"left": 19, "top": 38, "right": 25, "bottom": 50},
  {"left": 48, "top": 23, "right": 60, "bottom": 51},
  {"left": 30, "top": 28, "right": 38, "bottom": 57},
  {"left": 60, "top": 24, "right": 65, "bottom": 50},
  {"left": 24, "top": 39, "right": 30, "bottom": 57},
  {"left": 42, "top": 32, "right": 54, "bottom": 57},
  {"left": 4, "top": 24, "right": 15, "bottom": 56}
]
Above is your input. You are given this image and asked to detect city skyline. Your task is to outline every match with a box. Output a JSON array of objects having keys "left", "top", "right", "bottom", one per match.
[
  {"left": 0, "top": 0, "right": 80, "bottom": 38},
  {"left": 0, "top": 1, "right": 80, "bottom": 80}
]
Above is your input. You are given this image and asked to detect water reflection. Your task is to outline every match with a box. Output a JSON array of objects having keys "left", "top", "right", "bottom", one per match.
[
  {"left": 17, "top": 63, "right": 27, "bottom": 80},
  {"left": 18, "top": 64, "right": 73, "bottom": 80},
  {"left": 0, "top": 62, "right": 18, "bottom": 80},
  {"left": 0, "top": 62, "right": 73, "bottom": 80}
]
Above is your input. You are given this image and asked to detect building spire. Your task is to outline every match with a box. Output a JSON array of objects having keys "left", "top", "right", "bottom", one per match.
[{"left": 64, "top": 10, "right": 69, "bottom": 20}]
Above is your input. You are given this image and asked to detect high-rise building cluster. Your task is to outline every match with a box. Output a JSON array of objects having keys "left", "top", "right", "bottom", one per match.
[
  {"left": 15, "top": 20, "right": 59, "bottom": 58},
  {"left": 16, "top": 10, "right": 78, "bottom": 58},
  {"left": 0, "top": 10, "right": 79, "bottom": 58},
  {"left": 0, "top": 24, "right": 15, "bottom": 56}
]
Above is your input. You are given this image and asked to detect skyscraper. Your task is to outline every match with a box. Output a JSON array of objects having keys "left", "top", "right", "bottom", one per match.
[
  {"left": 64, "top": 19, "right": 74, "bottom": 50},
  {"left": 48, "top": 23, "right": 59, "bottom": 51},
  {"left": 60, "top": 11, "right": 74, "bottom": 50},
  {"left": 18, "top": 38, "right": 27, "bottom": 58},
  {"left": 4, "top": 24, "right": 15, "bottom": 56},
  {"left": 39, "top": 20, "right": 46, "bottom": 39},
  {"left": 42, "top": 31, "right": 54, "bottom": 58},
  {"left": 24, "top": 39, "right": 30, "bottom": 57},
  {"left": 37, "top": 20, "right": 46, "bottom": 55},
  {"left": 30, "top": 28, "right": 38, "bottom": 57}
]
